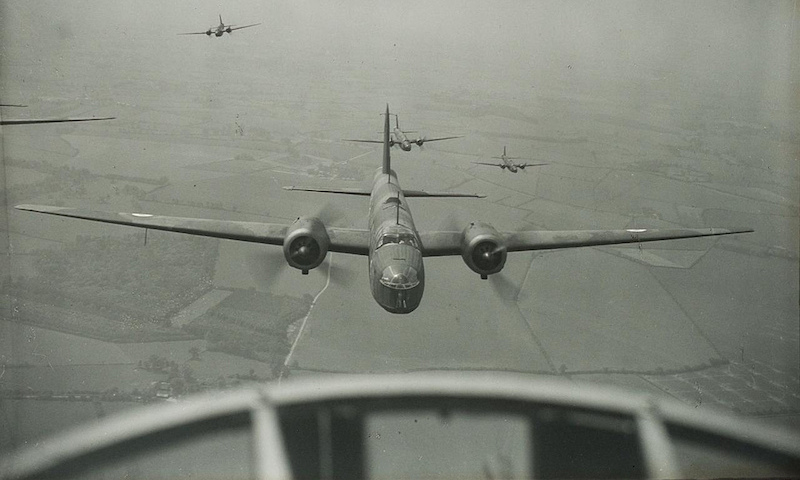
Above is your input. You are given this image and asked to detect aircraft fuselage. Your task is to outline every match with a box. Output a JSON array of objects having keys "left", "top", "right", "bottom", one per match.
[
  {"left": 503, "top": 156, "right": 519, "bottom": 173},
  {"left": 367, "top": 168, "right": 424, "bottom": 313},
  {"left": 497, "top": 154, "right": 520, "bottom": 173},
  {"left": 392, "top": 128, "right": 413, "bottom": 151}
]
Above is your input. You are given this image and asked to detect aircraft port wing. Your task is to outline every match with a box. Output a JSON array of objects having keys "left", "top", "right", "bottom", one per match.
[
  {"left": 418, "top": 227, "right": 753, "bottom": 257},
  {"left": 502, "top": 227, "right": 754, "bottom": 251},
  {"left": 420, "top": 135, "right": 463, "bottom": 143},
  {"left": 229, "top": 23, "right": 261, "bottom": 32},
  {"left": 1, "top": 116, "right": 115, "bottom": 126},
  {"left": 401, "top": 190, "right": 485, "bottom": 198},
  {"left": 518, "top": 162, "right": 548, "bottom": 168},
  {"left": 177, "top": 31, "right": 210, "bottom": 35},
  {"left": 14, "top": 205, "right": 370, "bottom": 255},
  {"left": 417, "top": 231, "right": 464, "bottom": 256}
]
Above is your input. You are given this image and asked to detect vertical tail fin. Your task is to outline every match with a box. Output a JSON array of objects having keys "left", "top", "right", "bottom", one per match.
[
  {"left": 219, "top": 14, "right": 223, "bottom": 25},
  {"left": 383, "top": 104, "right": 391, "bottom": 174},
  {"left": 503, "top": 146, "right": 507, "bottom": 157}
]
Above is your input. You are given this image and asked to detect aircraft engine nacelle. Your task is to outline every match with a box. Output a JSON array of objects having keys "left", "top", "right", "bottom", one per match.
[
  {"left": 225, "top": 27, "right": 233, "bottom": 33},
  {"left": 461, "top": 222, "right": 507, "bottom": 279},
  {"left": 415, "top": 138, "right": 425, "bottom": 146},
  {"left": 283, "top": 217, "right": 330, "bottom": 274}
]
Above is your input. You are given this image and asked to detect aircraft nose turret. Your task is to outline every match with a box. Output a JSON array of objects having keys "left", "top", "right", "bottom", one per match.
[
  {"left": 370, "top": 243, "right": 425, "bottom": 313},
  {"left": 380, "top": 264, "right": 420, "bottom": 290}
]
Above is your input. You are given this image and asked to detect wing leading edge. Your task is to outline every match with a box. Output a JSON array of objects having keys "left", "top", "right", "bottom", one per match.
[
  {"left": 0, "top": 117, "right": 115, "bottom": 126},
  {"left": 420, "top": 135, "right": 463, "bottom": 143},
  {"left": 229, "top": 23, "right": 261, "bottom": 32},
  {"left": 419, "top": 227, "right": 753, "bottom": 257},
  {"left": 14, "top": 205, "right": 370, "bottom": 256},
  {"left": 14, "top": 205, "right": 752, "bottom": 260}
]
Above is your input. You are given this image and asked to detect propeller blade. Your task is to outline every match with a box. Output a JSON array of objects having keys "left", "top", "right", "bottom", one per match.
[
  {"left": 313, "top": 203, "right": 345, "bottom": 225},
  {"left": 326, "top": 260, "right": 357, "bottom": 287},
  {"left": 439, "top": 217, "right": 462, "bottom": 232},
  {"left": 489, "top": 273, "right": 519, "bottom": 304},
  {"left": 247, "top": 250, "right": 287, "bottom": 288}
]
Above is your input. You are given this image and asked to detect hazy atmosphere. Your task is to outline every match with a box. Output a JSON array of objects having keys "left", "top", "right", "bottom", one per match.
[{"left": 1, "top": 0, "right": 798, "bottom": 457}]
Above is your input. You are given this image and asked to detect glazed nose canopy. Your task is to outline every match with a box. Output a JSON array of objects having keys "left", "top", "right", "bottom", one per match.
[{"left": 380, "top": 264, "right": 420, "bottom": 290}]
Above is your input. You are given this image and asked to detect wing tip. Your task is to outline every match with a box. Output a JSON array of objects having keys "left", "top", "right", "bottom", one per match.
[
  {"left": 14, "top": 203, "right": 40, "bottom": 211},
  {"left": 14, "top": 204, "right": 65, "bottom": 214}
]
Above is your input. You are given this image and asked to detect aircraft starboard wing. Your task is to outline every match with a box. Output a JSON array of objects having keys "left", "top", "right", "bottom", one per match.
[
  {"left": 14, "top": 205, "right": 370, "bottom": 255},
  {"left": 228, "top": 23, "right": 261, "bottom": 32},
  {"left": 472, "top": 162, "right": 505, "bottom": 168},
  {"left": 419, "top": 227, "right": 753, "bottom": 257},
  {"left": 343, "top": 138, "right": 383, "bottom": 144},
  {"left": 1, "top": 117, "right": 115, "bottom": 126},
  {"left": 283, "top": 186, "right": 372, "bottom": 196}
]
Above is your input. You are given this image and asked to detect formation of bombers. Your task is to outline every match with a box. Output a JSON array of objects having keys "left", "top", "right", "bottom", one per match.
[
  {"left": 15, "top": 105, "right": 753, "bottom": 313},
  {"left": 4, "top": 13, "right": 754, "bottom": 314}
]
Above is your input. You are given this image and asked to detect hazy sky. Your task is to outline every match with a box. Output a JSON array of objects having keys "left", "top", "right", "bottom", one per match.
[{"left": 1, "top": 1, "right": 796, "bottom": 113}]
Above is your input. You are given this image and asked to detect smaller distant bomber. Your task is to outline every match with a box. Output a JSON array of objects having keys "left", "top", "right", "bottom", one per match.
[
  {"left": 473, "top": 146, "right": 547, "bottom": 173},
  {"left": 346, "top": 114, "right": 462, "bottom": 152},
  {"left": 178, "top": 15, "right": 260, "bottom": 37}
]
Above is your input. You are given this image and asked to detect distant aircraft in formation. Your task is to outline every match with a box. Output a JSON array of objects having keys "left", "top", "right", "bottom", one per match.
[
  {"left": 473, "top": 146, "right": 547, "bottom": 173},
  {"left": 16, "top": 105, "right": 753, "bottom": 314},
  {"left": 0, "top": 104, "right": 114, "bottom": 126},
  {"left": 178, "top": 15, "right": 261, "bottom": 37},
  {"left": 346, "top": 114, "right": 462, "bottom": 151}
]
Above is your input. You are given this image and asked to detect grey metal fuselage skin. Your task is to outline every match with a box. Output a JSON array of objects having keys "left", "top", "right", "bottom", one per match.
[
  {"left": 391, "top": 128, "right": 413, "bottom": 151},
  {"left": 499, "top": 154, "right": 519, "bottom": 173},
  {"left": 368, "top": 168, "right": 424, "bottom": 313},
  {"left": 213, "top": 23, "right": 227, "bottom": 36}
]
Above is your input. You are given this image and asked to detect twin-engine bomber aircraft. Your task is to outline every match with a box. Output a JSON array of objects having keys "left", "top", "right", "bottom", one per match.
[
  {"left": 16, "top": 105, "right": 753, "bottom": 314},
  {"left": 178, "top": 15, "right": 260, "bottom": 37},
  {"left": 473, "top": 146, "right": 547, "bottom": 173},
  {"left": 346, "top": 114, "right": 462, "bottom": 151}
]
